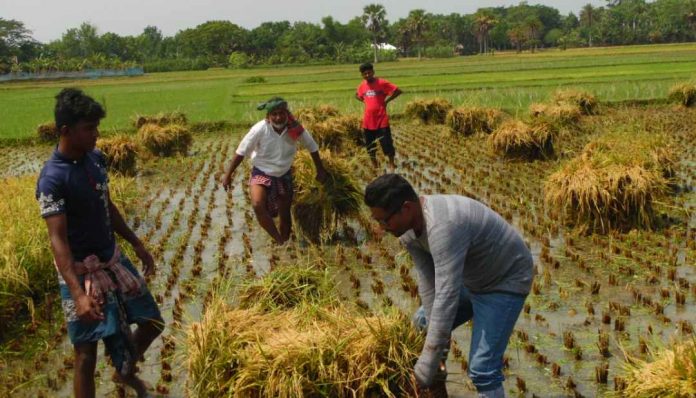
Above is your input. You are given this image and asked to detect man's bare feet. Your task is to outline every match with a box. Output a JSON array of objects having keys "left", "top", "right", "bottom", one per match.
[{"left": 112, "top": 372, "right": 152, "bottom": 398}]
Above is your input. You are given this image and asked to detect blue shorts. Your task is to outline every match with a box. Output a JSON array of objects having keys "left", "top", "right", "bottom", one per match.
[{"left": 59, "top": 254, "right": 162, "bottom": 369}]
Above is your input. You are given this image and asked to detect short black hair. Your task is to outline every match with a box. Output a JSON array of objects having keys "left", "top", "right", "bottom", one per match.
[
  {"left": 359, "top": 62, "right": 374, "bottom": 73},
  {"left": 54, "top": 88, "right": 105, "bottom": 130},
  {"left": 364, "top": 174, "right": 418, "bottom": 212}
]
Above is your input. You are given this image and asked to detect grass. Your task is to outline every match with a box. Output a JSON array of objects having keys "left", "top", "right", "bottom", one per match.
[{"left": 1, "top": 43, "right": 695, "bottom": 139}]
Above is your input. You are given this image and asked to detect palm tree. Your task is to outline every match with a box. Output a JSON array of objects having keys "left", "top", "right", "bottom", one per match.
[
  {"left": 406, "top": 9, "right": 429, "bottom": 60},
  {"left": 580, "top": 4, "right": 596, "bottom": 47},
  {"left": 523, "top": 17, "right": 543, "bottom": 53},
  {"left": 362, "top": 4, "right": 387, "bottom": 63},
  {"left": 474, "top": 12, "right": 497, "bottom": 54}
]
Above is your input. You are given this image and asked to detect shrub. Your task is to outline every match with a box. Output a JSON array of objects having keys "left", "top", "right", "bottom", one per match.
[
  {"left": 243, "top": 76, "right": 267, "bottom": 83},
  {"left": 228, "top": 51, "right": 250, "bottom": 69}
]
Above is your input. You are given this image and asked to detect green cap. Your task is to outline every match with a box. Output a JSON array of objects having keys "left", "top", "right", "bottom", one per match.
[{"left": 257, "top": 96, "right": 287, "bottom": 113}]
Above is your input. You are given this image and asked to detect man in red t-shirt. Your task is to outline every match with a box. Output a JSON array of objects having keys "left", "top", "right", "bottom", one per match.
[{"left": 355, "top": 62, "right": 402, "bottom": 169}]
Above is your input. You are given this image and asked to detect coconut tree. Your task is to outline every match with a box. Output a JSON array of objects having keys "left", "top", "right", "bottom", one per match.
[
  {"left": 405, "top": 9, "right": 429, "bottom": 60},
  {"left": 361, "top": 4, "right": 387, "bottom": 63},
  {"left": 580, "top": 4, "right": 596, "bottom": 46},
  {"left": 474, "top": 12, "right": 497, "bottom": 54}
]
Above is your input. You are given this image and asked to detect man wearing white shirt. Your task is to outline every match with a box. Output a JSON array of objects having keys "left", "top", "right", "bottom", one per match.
[{"left": 220, "top": 97, "right": 327, "bottom": 244}]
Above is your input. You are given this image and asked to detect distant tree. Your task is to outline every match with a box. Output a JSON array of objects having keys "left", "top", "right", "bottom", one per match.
[
  {"left": 507, "top": 26, "right": 525, "bottom": 53},
  {"left": 523, "top": 16, "right": 544, "bottom": 52},
  {"left": 474, "top": 11, "right": 497, "bottom": 54},
  {"left": 405, "top": 9, "right": 430, "bottom": 60},
  {"left": 362, "top": 3, "right": 388, "bottom": 63},
  {"left": 580, "top": 4, "right": 597, "bottom": 46},
  {"left": 138, "top": 26, "right": 163, "bottom": 60}
]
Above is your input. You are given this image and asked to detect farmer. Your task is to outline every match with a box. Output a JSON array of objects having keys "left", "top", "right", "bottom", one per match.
[
  {"left": 220, "top": 97, "right": 327, "bottom": 244},
  {"left": 364, "top": 174, "right": 534, "bottom": 398},
  {"left": 36, "top": 88, "right": 163, "bottom": 398},
  {"left": 355, "top": 62, "right": 402, "bottom": 169}
]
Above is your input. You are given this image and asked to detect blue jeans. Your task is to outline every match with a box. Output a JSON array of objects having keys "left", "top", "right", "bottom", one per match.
[{"left": 413, "top": 287, "right": 526, "bottom": 392}]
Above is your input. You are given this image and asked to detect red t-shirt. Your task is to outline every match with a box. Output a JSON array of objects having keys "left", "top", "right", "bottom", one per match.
[{"left": 356, "top": 77, "right": 398, "bottom": 130}]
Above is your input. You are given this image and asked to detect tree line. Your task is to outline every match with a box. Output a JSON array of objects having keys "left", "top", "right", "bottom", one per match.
[{"left": 2, "top": 0, "right": 696, "bottom": 74}]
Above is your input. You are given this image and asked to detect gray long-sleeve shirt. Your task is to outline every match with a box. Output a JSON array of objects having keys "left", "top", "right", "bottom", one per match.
[{"left": 399, "top": 194, "right": 534, "bottom": 386}]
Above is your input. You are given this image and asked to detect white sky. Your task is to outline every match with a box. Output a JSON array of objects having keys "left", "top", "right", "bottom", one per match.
[{"left": 2, "top": 0, "right": 607, "bottom": 43}]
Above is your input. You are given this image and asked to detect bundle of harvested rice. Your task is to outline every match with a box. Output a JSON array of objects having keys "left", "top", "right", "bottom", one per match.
[
  {"left": 185, "top": 298, "right": 423, "bottom": 397},
  {"left": 667, "top": 83, "right": 696, "bottom": 107},
  {"left": 238, "top": 264, "right": 338, "bottom": 311},
  {"left": 544, "top": 130, "right": 675, "bottom": 232},
  {"left": 488, "top": 119, "right": 555, "bottom": 159},
  {"left": 553, "top": 89, "right": 598, "bottom": 115},
  {"left": 294, "top": 105, "right": 340, "bottom": 125},
  {"left": 529, "top": 103, "right": 581, "bottom": 126},
  {"left": 134, "top": 111, "right": 188, "bottom": 129},
  {"left": 308, "top": 115, "right": 364, "bottom": 152},
  {"left": 292, "top": 150, "right": 362, "bottom": 242},
  {"left": 97, "top": 134, "right": 138, "bottom": 175},
  {"left": 446, "top": 106, "right": 506, "bottom": 136},
  {"left": 404, "top": 98, "right": 452, "bottom": 124},
  {"left": 137, "top": 123, "right": 192, "bottom": 157},
  {"left": 620, "top": 340, "right": 696, "bottom": 397},
  {"left": 36, "top": 122, "right": 58, "bottom": 141}
]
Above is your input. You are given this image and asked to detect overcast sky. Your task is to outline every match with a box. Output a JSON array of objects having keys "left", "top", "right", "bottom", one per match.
[{"left": 2, "top": 0, "right": 607, "bottom": 43}]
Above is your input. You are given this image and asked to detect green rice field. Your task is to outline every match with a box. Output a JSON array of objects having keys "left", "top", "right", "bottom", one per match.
[{"left": 1, "top": 43, "right": 695, "bottom": 140}]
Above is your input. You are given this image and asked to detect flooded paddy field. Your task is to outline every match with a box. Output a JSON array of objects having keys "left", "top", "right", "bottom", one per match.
[{"left": 0, "top": 103, "right": 694, "bottom": 397}]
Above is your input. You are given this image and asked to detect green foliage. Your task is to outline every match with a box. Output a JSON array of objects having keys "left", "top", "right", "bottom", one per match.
[{"left": 227, "top": 51, "right": 249, "bottom": 69}]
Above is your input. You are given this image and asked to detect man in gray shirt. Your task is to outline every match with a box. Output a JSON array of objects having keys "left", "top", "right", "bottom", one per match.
[{"left": 364, "top": 174, "right": 534, "bottom": 398}]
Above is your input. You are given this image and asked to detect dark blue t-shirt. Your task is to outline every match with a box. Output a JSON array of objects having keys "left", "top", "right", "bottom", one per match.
[{"left": 36, "top": 149, "right": 115, "bottom": 261}]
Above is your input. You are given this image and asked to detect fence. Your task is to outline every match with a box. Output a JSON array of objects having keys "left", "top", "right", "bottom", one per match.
[{"left": 0, "top": 67, "right": 144, "bottom": 82}]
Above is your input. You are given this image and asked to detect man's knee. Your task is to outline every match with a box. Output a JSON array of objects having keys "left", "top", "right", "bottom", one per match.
[{"left": 251, "top": 198, "right": 268, "bottom": 215}]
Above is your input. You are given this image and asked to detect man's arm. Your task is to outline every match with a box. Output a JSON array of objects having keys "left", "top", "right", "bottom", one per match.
[
  {"left": 45, "top": 214, "right": 104, "bottom": 321},
  {"left": 220, "top": 154, "right": 245, "bottom": 191},
  {"left": 109, "top": 199, "right": 154, "bottom": 277},
  {"left": 385, "top": 88, "right": 402, "bottom": 104},
  {"left": 355, "top": 93, "right": 364, "bottom": 102},
  {"left": 407, "top": 244, "right": 436, "bottom": 317},
  {"left": 413, "top": 221, "right": 469, "bottom": 388}
]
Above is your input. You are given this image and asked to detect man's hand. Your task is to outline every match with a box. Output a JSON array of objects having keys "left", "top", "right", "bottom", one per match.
[
  {"left": 134, "top": 242, "right": 155, "bottom": 277},
  {"left": 75, "top": 294, "right": 104, "bottom": 322},
  {"left": 315, "top": 167, "right": 328, "bottom": 184},
  {"left": 220, "top": 173, "right": 233, "bottom": 191}
]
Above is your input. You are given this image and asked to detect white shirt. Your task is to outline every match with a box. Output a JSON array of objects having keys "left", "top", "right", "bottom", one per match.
[{"left": 235, "top": 120, "right": 319, "bottom": 177}]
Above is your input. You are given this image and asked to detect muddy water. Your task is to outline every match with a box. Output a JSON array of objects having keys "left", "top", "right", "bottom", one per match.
[{"left": 4, "top": 113, "right": 695, "bottom": 398}]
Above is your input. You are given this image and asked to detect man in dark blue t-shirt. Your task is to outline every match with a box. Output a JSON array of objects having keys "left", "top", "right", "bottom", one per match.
[{"left": 36, "top": 88, "right": 162, "bottom": 398}]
